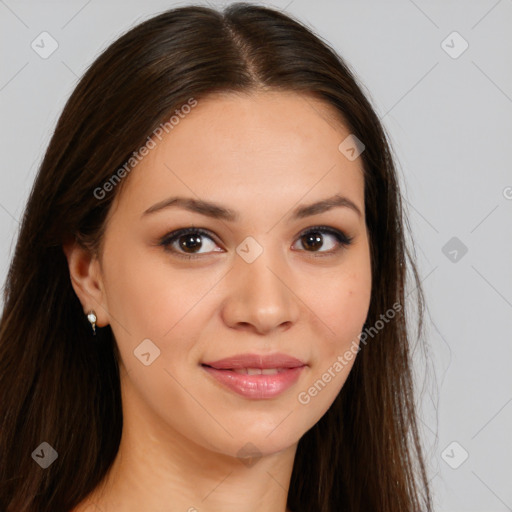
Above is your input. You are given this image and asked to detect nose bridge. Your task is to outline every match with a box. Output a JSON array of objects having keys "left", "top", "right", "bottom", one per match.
[
  {"left": 222, "top": 239, "right": 299, "bottom": 333},
  {"left": 241, "top": 246, "right": 285, "bottom": 299}
]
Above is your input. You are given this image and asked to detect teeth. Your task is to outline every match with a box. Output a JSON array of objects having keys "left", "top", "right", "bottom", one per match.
[
  {"left": 232, "top": 368, "right": 251, "bottom": 374},
  {"left": 232, "top": 368, "right": 280, "bottom": 375}
]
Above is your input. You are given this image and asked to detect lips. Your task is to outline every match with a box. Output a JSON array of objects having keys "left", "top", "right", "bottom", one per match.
[
  {"left": 230, "top": 368, "right": 283, "bottom": 375},
  {"left": 201, "top": 353, "right": 307, "bottom": 399},
  {"left": 202, "top": 353, "right": 306, "bottom": 371}
]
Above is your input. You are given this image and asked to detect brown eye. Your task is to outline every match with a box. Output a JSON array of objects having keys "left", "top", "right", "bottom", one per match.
[
  {"left": 177, "top": 233, "right": 203, "bottom": 253},
  {"left": 160, "top": 228, "right": 223, "bottom": 259},
  {"left": 159, "top": 225, "right": 353, "bottom": 261},
  {"left": 301, "top": 232, "right": 323, "bottom": 251},
  {"left": 294, "top": 226, "right": 353, "bottom": 254}
]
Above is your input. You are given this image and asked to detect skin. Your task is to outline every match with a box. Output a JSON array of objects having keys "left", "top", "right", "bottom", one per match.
[{"left": 64, "top": 90, "right": 372, "bottom": 512}]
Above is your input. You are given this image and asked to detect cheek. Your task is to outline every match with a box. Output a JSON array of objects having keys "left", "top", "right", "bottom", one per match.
[
  {"left": 295, "top": 271, "right": 371, "bottom": 419},
  {"left": 311, "top": 266, "right": 372, "bottom": 353},
  {"left": 103, "top": 242, "right": 223, "bottom": 339}
]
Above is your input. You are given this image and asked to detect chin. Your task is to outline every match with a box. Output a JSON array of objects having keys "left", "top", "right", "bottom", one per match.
[{"left": 194, "top": 410, "right": 315, "bottom": 460}]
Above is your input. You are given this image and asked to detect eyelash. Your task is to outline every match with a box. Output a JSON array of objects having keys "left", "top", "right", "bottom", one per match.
[{"left": 158, "top": 225, "right": 354, "bottom": 260}]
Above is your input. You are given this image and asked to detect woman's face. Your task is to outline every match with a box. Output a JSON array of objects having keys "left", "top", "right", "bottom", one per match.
[{"left": 95, "top": 90, "right": 372, "bottom": 458}]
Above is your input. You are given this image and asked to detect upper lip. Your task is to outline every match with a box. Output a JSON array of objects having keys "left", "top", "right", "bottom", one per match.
[{"left": 202, "top": 353, "right": 307, "bottom": 370}]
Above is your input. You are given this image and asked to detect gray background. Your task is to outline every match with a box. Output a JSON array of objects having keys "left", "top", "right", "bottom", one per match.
[{"left": 1, "top": 0, "right": 511, "bottom": 510}]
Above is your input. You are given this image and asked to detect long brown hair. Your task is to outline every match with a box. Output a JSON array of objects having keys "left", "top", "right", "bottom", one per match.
[{"left": 0, "top": 3, "right": 433, "bottom": 511}]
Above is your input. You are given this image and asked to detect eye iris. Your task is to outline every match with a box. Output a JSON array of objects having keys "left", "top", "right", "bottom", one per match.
[
  {"left": 303, "top": 232, "right": 323, "bottom": 251},
  {"left": 179, "top": 234, "right": 202, "bottom": 253}
]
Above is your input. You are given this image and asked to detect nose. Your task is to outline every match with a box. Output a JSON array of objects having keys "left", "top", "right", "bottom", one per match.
[{"left": 221, "top": 247, "right": 300, "bottom": 335}]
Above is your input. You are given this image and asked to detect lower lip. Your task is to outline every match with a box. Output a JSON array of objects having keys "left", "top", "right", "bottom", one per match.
[{"left": 202, "top": 365, "right": 305, "bottom": 399}]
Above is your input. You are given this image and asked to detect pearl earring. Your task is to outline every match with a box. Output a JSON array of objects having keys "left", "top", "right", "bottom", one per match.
[{"left": 87, "top": 310, "right": 97, "bottom": 335}]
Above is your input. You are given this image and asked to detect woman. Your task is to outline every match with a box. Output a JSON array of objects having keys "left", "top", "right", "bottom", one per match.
[{"left": 0, "top": 3, "right": 433, "bottom": 511}]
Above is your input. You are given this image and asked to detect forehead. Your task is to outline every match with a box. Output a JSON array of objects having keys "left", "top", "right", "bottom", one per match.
[{"left": 112, "top": 90, "right": 365, "bottom": 220}]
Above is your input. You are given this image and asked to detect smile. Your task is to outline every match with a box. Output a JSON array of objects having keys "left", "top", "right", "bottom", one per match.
[{"left": 200, "top": 352, "right": 307, "bottom": 399}]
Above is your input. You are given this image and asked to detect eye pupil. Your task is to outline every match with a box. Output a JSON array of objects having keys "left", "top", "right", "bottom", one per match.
[
  {"left": 303, "top": 232, "right": 323, "bottom": 251},
  {"left": 179, "top": 234, "right": 202, "bottom": 253}
]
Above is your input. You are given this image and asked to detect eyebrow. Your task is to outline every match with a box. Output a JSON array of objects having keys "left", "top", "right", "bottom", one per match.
[{"left": 141, "top": 193, "right": 362, "bottom": 221}]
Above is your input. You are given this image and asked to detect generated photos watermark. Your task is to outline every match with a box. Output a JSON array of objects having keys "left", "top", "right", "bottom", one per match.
[
  {"left": 93, "top": 97, "right": 198, "bottom": 200},
  {"left": 297, "top": 301, "right": 402, "bottom": 405}
]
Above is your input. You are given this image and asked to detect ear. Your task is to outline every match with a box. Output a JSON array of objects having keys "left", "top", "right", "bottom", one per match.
[{"left": 62, "top": 238, "right": 109, "bottom": 328}]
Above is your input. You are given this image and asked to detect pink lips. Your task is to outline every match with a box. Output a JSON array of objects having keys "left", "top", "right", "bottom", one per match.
[{"left": 201, "top": 353, "right": 307, "bottom": 399}]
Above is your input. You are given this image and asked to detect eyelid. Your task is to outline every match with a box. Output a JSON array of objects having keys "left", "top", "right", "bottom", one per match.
[
  {"left": 158, "top": 227, "right": 223, "bottom": 259},
  {"left": 298, "top": 225, "right": 353, "bottom": 247},
  {"left": 158, "top": 225, "right": 353, "bottom": 259}
]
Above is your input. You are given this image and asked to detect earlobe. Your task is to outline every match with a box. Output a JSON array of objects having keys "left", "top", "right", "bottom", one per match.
[{"left": 62, "top": 239, "right": 108, "bottom": 328}]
